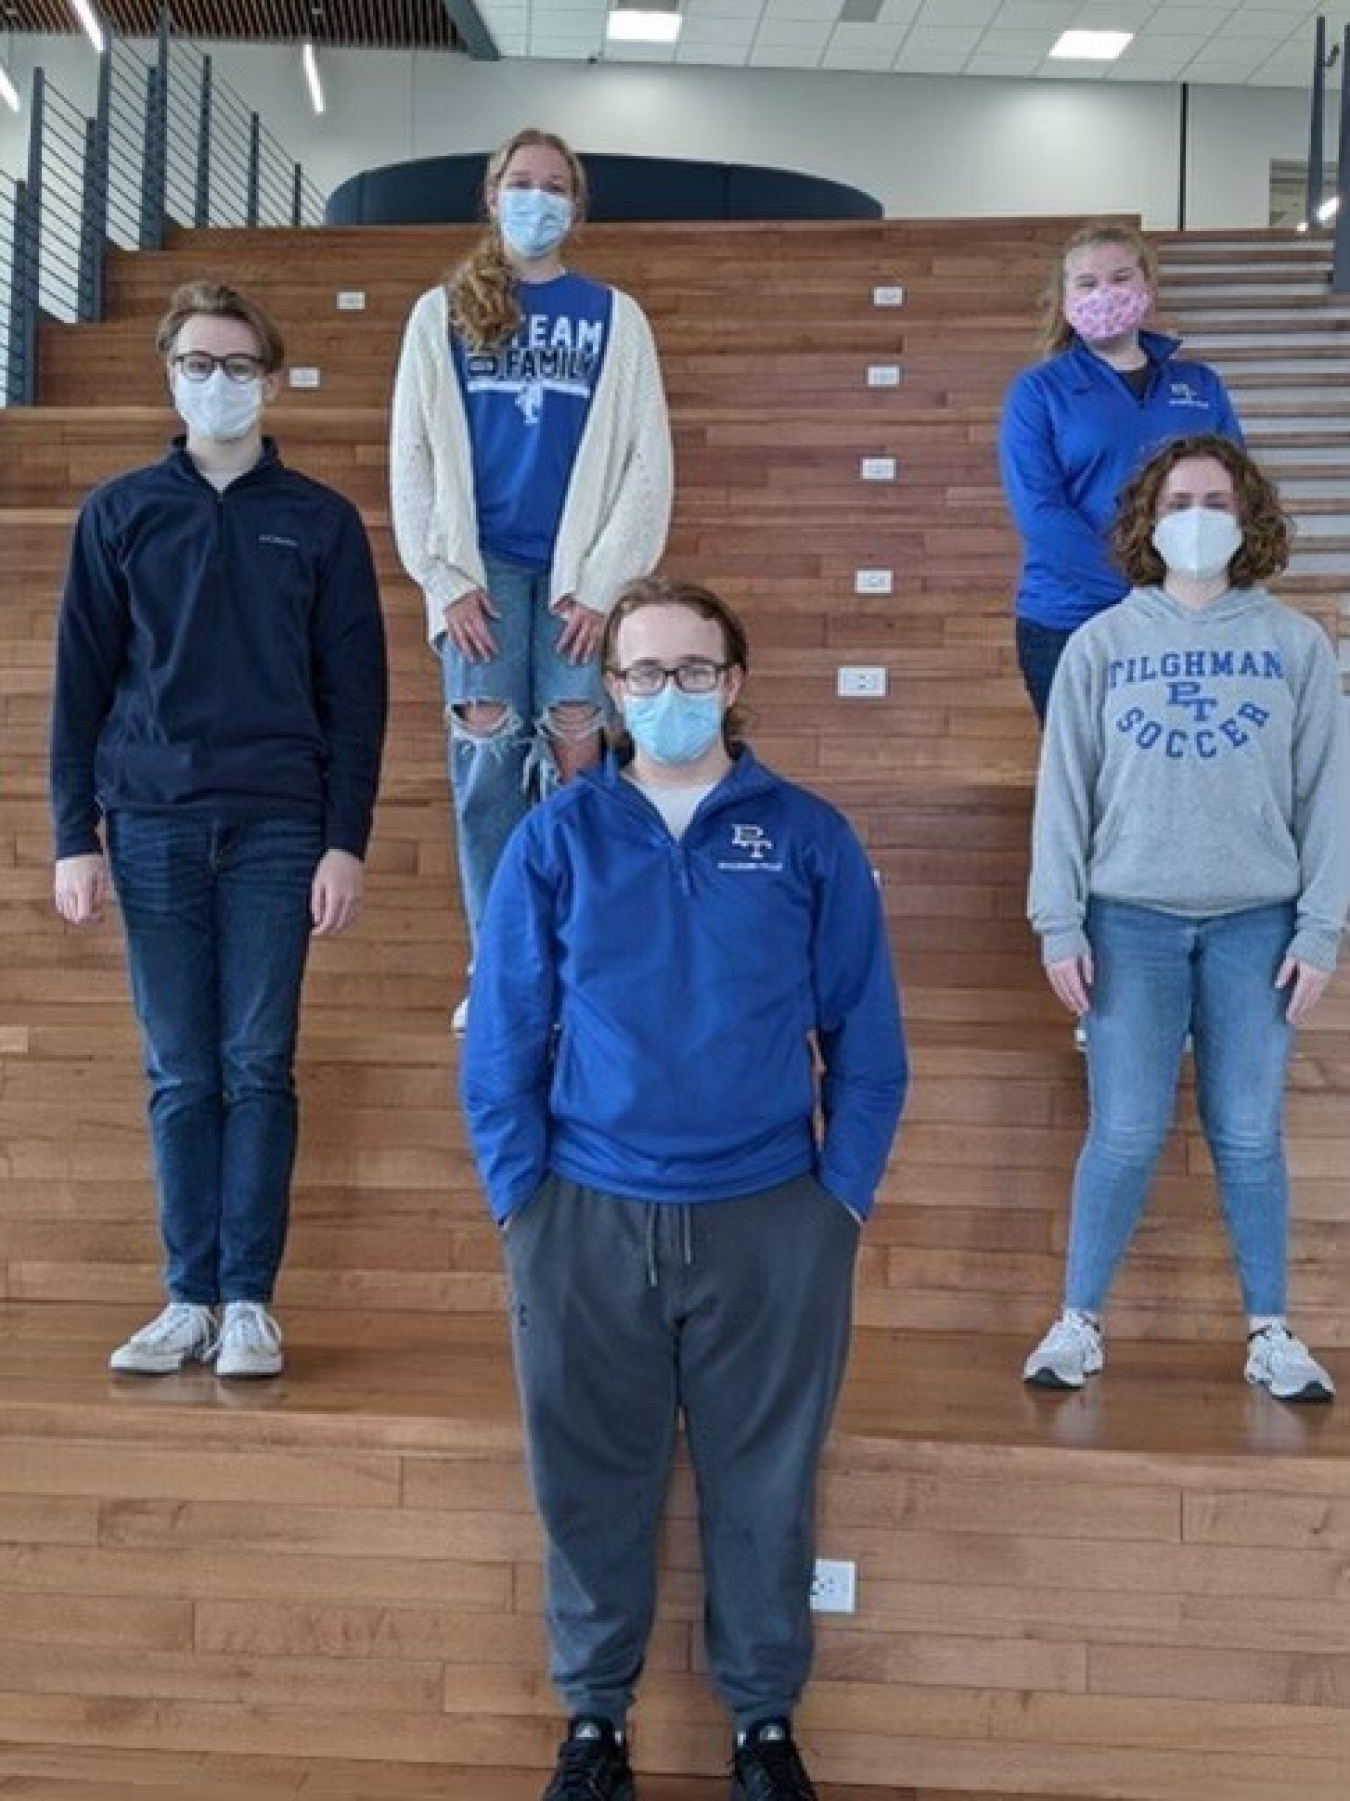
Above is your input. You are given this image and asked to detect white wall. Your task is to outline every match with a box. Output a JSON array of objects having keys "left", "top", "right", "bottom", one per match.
[{"left": 0, "top": 32, "right": 1338, "bottom": 230}]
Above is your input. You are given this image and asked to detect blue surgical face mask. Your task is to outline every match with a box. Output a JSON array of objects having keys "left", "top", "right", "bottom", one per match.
[
  {"left": 624, "top": 686, "right": 724, "bottom": 766},
  {"left": 496, "top": 188, "right": 573, "bottom": 261}
]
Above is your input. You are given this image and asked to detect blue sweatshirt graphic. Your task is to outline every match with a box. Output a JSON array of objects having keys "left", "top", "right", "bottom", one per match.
[
  {"left": 50, "top": 440, "right": 388, "bottom": 859},
  {"left": 999, "top": 332, "right": 1243, "bottom": 630},
  {"left": 462, "top": 750, "right": 908, "bottom": 1223}
]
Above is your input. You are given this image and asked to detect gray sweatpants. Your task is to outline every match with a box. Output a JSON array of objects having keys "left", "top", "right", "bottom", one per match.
[{"left": 502, "top": 1170, "right": 859, "bottom": 1730}]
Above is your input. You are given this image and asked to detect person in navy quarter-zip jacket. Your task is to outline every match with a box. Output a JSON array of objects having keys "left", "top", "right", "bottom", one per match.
[
  {"left": 50, "top": 280, "right": 388, "bottom": 1383},
  {"left": 462, "top": 576, "right": 907, "bottom": 1801},
  {"left": 999, "top": 220, "right": 1243, "bottom": 721}
]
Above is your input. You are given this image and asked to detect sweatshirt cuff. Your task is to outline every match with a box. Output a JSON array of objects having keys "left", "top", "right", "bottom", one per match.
[
  {"left": 1041, "top": 926, "right": 1090, "bottom": 967},
  {"left": 1287, "top": 924, "right": 1342, "bottom": 974}
]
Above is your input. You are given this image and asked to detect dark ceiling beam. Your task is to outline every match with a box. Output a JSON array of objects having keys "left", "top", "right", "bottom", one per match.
[{"left": 441, "top": 0, "right": 497, "bottom": 59}]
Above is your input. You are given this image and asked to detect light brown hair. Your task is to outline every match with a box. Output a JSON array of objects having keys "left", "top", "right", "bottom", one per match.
[
  {"left": 1039, "top": 220, "right": 1159, "bottom": 357},
  {"left": 1111, "top": 433, "right": 1291, "bottom": 589},
  {"left": 448, "top": 129, "right": 588, "bottom": 352},
  {"left": 155, "top": 278, "right": 285, "bottom": 370}
]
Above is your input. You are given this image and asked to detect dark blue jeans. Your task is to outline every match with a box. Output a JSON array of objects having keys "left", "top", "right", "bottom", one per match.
[
  {"left": 107, "top": 813, "right": 322, "bottom": 1304},
  {"left": 1015, "top": 617, "right": 1076, "bottom": 724}
]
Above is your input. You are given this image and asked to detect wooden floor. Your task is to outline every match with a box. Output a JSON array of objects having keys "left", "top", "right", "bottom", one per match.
[{"left": 0, "top": 1743, "right": 1073, "bottom": 1800}]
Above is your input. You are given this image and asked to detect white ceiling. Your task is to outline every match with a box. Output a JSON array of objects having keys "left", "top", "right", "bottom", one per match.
[{"left": 474, "top": 0, "right": 1340, "bottom": 88}]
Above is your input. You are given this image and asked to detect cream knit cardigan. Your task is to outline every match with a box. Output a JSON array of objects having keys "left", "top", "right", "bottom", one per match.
[{"left": 389, "top": 282, "right": 674, "bottom": 645}]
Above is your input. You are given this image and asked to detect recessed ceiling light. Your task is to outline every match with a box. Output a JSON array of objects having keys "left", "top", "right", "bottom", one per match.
[
  {"left": 1049, "top": 29, "right": 1133, "bottom": 62},
  {"left": 607, "top": 9, "right": 682, "bottom": 44}
]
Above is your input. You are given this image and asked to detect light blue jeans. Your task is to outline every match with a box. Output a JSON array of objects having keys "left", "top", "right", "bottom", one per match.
[
  {"left": 1065, "top": 898, "right": 1297, "bottom": 1318},
  {"left": 440, "top": 554, "right": 605, "bottom": 947}
]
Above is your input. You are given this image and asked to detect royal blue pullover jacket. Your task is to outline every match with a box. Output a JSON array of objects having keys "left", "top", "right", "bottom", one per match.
[
  {"left": 999, "top": 331, "right": 1242, "bottom": 631},
  {"left": 50, "top": 439, "right": 388, "bottom": 859},
  {"left": 462, "top": 748, "right": 909, "bottom": 1224}
]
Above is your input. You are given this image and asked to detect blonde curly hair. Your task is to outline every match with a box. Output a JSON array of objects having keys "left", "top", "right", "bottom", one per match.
[{"left": 447, "top": 129, "right": 588, "bottom": 352}]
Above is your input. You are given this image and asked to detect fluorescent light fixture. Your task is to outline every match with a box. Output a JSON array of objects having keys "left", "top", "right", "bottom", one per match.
[
  {"left": 302, "top": 41, "right": 325, "bottom": 114},
  {"left": 68, "top": 0, "right": 106, "bottom": 54},
  {"left": 1049, "top": 29, "right": 1133, "bottom": 61},
  {"left": 0, "top": 65, "right": 19, "bottom": 112},
  {"left": 607, "top": 9, "right": 682, "bottom": 44},
  {"left": 1316, "top": 194, "right": 1339, "bottom": 223}
]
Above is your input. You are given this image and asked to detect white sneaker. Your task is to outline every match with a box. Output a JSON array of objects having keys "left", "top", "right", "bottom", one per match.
[
  {"left": 1244, "top": 1325, "right": 1334, "bottom": 1403},
  {"left": 1024, "top": 1310, "right": 1105, "bottom": 1390},
  {"left": 109, "top": 1302, "right": 217, "bottom": 1375},
  {"left": 215, "top": 1302, "right": 284, "bottom": 1379},
  {"left": 450, "top": 995, "right": 469, "bottom": 1035}
]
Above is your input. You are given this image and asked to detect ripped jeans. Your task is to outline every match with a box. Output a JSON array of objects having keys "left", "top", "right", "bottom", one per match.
[{"left": 440, "top": 554, "right": 606, "bottom": 948}]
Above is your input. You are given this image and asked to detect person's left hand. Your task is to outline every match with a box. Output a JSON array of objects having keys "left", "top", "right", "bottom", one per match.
[
  {"left": 553, "top": 595, "right": 605, "bottom": 665},
  {"left": 311, "top": 849, "right": 364, "bottom": 936},
  {"left": 1277, "top": 955, "right": 1332, "bottom": 1027}
]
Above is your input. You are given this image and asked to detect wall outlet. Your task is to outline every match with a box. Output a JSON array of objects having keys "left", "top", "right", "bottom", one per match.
[
  {"left": 866, "top": 363, "right": 902, "bottom": 387},
  {"left": 288, "top": 366, "right": 322, "bottom": 388},
  {"left": 336, "top": 290, "right": 367, "bottom": 310},
  {"left": 837, "top": 666, "right": 887, "bottom": 698},
  {"left": 871, "top": 284, "right": 905, "bottom": 307},
  {"left": 859, "top": 456, "right": 897, "bottom": 482},
  {"left": 854, "top": 568, "right": 893, "bottom": 595},
  {"left": 810, "top": 1557, "right": 857, "bottom": 1613}
]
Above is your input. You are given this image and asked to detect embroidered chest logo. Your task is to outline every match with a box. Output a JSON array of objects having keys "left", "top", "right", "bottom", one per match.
[
  {"left": 1168, "top": 380, "right": 1208, "bottom": 410},
  {"left": 717, "top": 823, "right": 784, "bottom": 872}
]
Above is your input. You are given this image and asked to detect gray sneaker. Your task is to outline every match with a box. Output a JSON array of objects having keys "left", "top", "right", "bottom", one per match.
[
  {"left": 1023, "top": 1310, "right": 1105, "bottom": 1390},
  {"left": 1245, "top": 1325, "right": 1334, "bottom": 1403},
  {"left": 109, "top": 1302, "right": 217, "bottom": 1375},
  {"left": 215, "top": 1302, "right": 285, "bottom": 1379}
]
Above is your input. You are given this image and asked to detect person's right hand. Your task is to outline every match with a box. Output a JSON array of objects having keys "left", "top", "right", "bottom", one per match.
[
  {"left": 443, "top": 588, "right": 501, "bottom": 662},
  {"left": 1045, "top": 952, "right": 1093, "bottom": 1017},
  {"left": 54, "top": 853, "right": 110, "bottom": 927}
]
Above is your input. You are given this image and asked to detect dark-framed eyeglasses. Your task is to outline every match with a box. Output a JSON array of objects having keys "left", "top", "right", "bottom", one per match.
[
  {"left": 171, "top": 351, "right": 267, "bottom": 385},
  {"left": 608, "top": 659, "right": 730, "bottom": 697}
]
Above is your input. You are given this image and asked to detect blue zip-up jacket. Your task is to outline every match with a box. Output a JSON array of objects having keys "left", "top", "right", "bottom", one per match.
[
  {"left": 462, "top": 749, "right": 908, "bottom": 1224},
  {"left": 999, "top": 331, "right": 1242, "bottom": 631},
  {"left": 50, "top": 439, "right": 388, "bottom": 859}
]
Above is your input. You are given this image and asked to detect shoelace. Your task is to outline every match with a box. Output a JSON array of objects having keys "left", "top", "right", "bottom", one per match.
[
  {"left": 223, "top": 1305, "right": 281, "bottom": 1354},
  {"left": 551, "top": 1736, "right": 626, "bottom": 1799},
  {"left": 737, "top": 1732, "right": 816, "bottom": 1799},
  {"left": 134, "top": 1304, "right": 214, "bottom": 1350}
]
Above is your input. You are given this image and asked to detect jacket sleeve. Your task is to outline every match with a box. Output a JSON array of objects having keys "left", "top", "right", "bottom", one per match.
[
  {"left": 1288, "top": 627, "right": 1349, "bottom": 971},
  {"left": 460, "top": 821, "right": 558, "bottom": 1222},
  {"left": 312, "top": 500, "right": 389, "bottom": 859},
  {"left": 998, "top": 371, "right": 1127, "bottom": 605},
  {"left": 569, "top": 295, "right": 674, "bottom": 615},
  {"left": 389, "top": 290, "right": 483, "bottom": 639},
  {"left": 1208, "top": 368, "right": 1245, "bottom": 447},
  {"left": 811, "top": 820, "right": 908, "bottom": 1218},
  {"left": 49, "top": 496, "right": 126, "bottom": 859},
  {"left": 1028, "top": 634, "right": 1101, "bottom": 966}
]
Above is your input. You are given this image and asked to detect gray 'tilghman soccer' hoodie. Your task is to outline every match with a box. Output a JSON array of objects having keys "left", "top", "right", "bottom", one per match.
[{"left": 1029, "top": 583, "right": 1349, "bottom": 971}]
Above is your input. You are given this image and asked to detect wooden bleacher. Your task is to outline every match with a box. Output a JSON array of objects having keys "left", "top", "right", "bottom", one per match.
[{"left": 1, "top": 218, "right": 1347, "bottom": 1798}]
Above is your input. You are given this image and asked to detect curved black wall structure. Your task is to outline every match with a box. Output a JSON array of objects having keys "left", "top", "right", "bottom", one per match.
[{"left": 325, "top": 152, "right": 881, "bottom": 225}]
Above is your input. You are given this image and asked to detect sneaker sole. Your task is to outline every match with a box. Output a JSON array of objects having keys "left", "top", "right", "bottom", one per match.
[
  {"left": 1024, "top": 1359, "right": 1103, "bottom": 1390},
  {"left": 108, "top": 1351, "right": 213, "bottom": 1375},
  {"left": 215, "top": 1360, "right": 284, "bottom": 1380},
  {"left": 1248, "top": 1375, "right": 1334, "bottom": 1403}
]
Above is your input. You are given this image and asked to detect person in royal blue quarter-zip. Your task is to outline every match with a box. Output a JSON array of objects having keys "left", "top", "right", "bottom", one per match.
[
  {"left": 49, "top": 279, "right": 388, "bottom": 1383},
  {"left": 1000, "top": 220, "right": 1243, "bottom": 720},
  {"left": 463, "top": 576, "right": 907, "bottom": 1801}
]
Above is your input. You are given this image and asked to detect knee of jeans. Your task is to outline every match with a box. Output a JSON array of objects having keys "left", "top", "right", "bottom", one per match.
[
  {"left": 1086, "top": 1113, "right": 1171, "bottom": 1167},
  {"left": 448, "top": 700, "right": 522, "bottom": 748},
  {"left": 540, "top": 700, "right": 605, "bottom": 746}
]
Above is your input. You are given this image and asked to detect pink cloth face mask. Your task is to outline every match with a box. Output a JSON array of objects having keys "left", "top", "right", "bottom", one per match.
[{"left": 1065, "top": 282, "right": 1151, "bottom": 344}]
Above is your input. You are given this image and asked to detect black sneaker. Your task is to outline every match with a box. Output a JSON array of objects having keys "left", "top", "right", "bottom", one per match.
[
  {"left": 731, "top": 1718, "right": 818, "bottom": 1800},
  {"left": 541, "top": 1716, "right": 636, "bottom": 1800}
]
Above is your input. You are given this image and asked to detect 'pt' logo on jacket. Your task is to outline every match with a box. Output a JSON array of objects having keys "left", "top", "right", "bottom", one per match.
[{"left": 717, "top": 824, "right": 783, "bottom": 872}]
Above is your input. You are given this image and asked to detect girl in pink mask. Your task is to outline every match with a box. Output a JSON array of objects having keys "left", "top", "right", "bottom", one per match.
[{"left": 999, "top": 221, "right": 1243, "bottom": 722}]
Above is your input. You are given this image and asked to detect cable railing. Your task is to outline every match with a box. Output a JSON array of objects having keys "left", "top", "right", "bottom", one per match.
[{"left": 1, "top": 10, "right": 325, "bottom": 403}]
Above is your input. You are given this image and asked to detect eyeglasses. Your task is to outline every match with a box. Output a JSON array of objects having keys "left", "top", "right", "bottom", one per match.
[
  {"left": 609, "top": 660, "right": 730, "bottom": 697},
  {"left": 171, "top": 351, "right": 267, "bottom": 384}
]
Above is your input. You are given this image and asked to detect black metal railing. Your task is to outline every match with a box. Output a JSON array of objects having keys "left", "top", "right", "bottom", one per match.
[{"left": 1, "top": 9, "right": 325, "bottom": 403}]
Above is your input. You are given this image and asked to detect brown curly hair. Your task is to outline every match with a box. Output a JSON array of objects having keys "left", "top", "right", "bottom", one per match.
[
  {"left": 447, "top": 129, "right": 588, "bottom": 353},
  {"left": 601, "top": 575, "right": 753, "bottom": 756},
  {"left": 1111, "top": 434, "right": 1291, "bottom": 589},
  {"left": 1038, "top": 220, "right": 1159, "bottom": 357}
]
